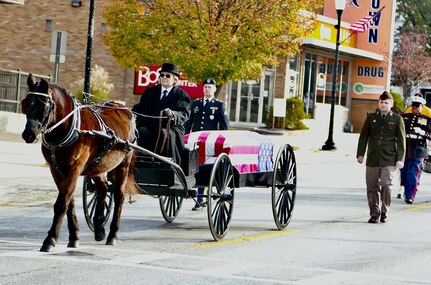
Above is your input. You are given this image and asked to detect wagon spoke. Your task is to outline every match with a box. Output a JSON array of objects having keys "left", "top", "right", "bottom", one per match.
[
  {"left": 168, "top": 196, "right": 174, "bottom": 217},
  {"left": 220, "top": 203, "right": 227, "bottom": 235},
  {"left": 159, "top": 169, "right": 185, "bottom": 223},
  {"left": 277, "top": 192, "right": 285, "bottom": 221},
  {"left": 214, "top": 177, "right": 221, "bottom": 194},
  {"left": 83, "top": 176, "right": 114, "bottom": 232},
  {"left": 212, "top": 199, "right": 221, "bottom": 220},
  {"left": 104, "top": 196, "right": 111, "bottom": 214},
  {"left": 171, "top": 196, "right": 177, "bottom": 217},
  {"left": 88, "top": 195, "right": 97, "bottom": 219},
  {"left": 221, "top": 163, "right": 230, "bottom": 191},
  {"left": 215, "top": 205, "right": 221, "bottom": 235}
]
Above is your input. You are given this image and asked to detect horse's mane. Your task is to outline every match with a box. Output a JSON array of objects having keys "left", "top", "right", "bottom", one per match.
[{"left": 50, "top": 82, "right": 69, "bottom": 95}]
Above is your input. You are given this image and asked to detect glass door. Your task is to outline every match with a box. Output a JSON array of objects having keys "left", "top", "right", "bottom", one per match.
[
  {"left": 239, "top": 80, "right": 261, "bottom": 123},
  {"left": 302, "top": 53, "right": 317, "bottom": 116},
  {"left": 227, "top": 70, "right": 275, "bottom": 125}
]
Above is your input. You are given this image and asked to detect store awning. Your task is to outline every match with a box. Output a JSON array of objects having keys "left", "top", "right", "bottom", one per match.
[
  {"left": 0, "top": 0, "right": 24, "bottom": 3},
  {"left": 301, "top": 38, "right": 384, "bottom": 61}
]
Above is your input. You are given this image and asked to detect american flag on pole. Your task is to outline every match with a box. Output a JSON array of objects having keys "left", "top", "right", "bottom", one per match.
[{"left": 349, "top": 11, "right": 381, "bottom": 33}]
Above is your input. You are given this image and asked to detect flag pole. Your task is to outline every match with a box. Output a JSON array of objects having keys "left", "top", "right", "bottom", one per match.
[{"left": 340, "top": 6, "right": 385, "bottom": 45}]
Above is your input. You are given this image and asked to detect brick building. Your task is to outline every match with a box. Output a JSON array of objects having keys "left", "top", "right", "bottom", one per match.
[
  {"left": 1, "top": 0, "right": 396, "bottom": 132},
  {"left": 0, "top": 0, "right": 136, "bottom": 107}
]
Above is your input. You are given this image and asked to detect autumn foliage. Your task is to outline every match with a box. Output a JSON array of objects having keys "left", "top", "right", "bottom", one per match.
[{"left": 103, "top": 0, "right": 325, "bottom": 85}]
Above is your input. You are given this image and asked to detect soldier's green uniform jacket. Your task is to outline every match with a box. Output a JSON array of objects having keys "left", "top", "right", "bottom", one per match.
[
  {"left": 184, "top": 97, "right": 229, "bottom": 133},
  {"left": 357, "top": 109, "right": 406, "bottom": 167}
]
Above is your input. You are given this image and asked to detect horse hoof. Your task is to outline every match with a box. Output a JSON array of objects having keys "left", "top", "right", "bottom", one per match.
[
  {"left": 40, "top": 244, "right": 55, "bottom": 252},
  {"left": 67, "top": 240, "right": 80, "bottom": 248},
  {"left": 106, "top": 237, "right": 117, "bottom": 246},
  {"left": 95, "top": 232, "right": 106, "bottom": 242}
]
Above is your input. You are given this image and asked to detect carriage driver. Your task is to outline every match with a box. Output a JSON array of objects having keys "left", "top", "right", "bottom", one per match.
[
  {"left": 132, "top": 63, "right": 191, "bottom": 165},
  {"left": 184, "top": 78, "right": 229, "bottom": 210}
]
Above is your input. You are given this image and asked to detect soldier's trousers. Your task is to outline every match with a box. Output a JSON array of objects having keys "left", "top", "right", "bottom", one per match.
[
  {"left": 366, "top": 166, "right": 397, "bottom": 218},
  {"left": 401, "top": 157, "right": 422, "bottom": 200}
]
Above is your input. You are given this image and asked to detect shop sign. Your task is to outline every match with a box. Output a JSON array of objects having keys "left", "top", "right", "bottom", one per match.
[
  {"left": 353, "top": 82, "right": 384, "bottom": 95},
  {"left": 357, "top": 66, "right": 384, "bottom": 78},
  {"left": 134, "top": 65, "right": 203, "bottom": 98},
  {"left": 308, "top": 22, "right": 356, "bottom": 48},
  {"left": 316, "top": 73, "right": 326, "bottom": 89},
  {"left": 325, "top": 82, "right": 348, "bottom": 93}
]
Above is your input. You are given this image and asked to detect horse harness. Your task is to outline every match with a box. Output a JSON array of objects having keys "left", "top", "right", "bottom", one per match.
[{"left": 26, "top": 91, "right": 133, "bottom": 177}]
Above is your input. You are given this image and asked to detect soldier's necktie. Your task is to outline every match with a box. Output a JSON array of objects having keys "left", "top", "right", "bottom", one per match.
[{"left": 204, "top": 99, "right": 208, "bottom": 107}]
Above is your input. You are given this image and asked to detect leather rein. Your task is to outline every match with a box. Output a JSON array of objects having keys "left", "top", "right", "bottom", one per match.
[{"left": 132, "top": 111, "right": 172, "bottom": 154}]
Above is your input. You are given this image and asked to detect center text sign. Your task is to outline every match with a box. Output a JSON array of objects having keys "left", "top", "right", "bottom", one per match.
[{"left": 134, "top": 65, "right": 203, "bottom": 99}]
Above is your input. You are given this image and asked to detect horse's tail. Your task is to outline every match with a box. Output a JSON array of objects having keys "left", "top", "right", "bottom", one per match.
[
  {"left": 125, "top": 109, "right": 139, "bottom": 195},
  {"left": 125, "top": 150, "right": 139, "bottom": 196}
]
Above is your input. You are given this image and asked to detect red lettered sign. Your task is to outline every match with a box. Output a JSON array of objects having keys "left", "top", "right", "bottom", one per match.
[{"left": 134, "top": 65, "right": 203, "bottom": 99}]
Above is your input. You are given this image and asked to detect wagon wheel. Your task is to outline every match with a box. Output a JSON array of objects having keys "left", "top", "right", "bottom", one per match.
[
  {"left": 159, "top": 168, "right": 186, "bottom": 223},
  {"left": 207, "top": 153, "right": 235, "bottom": 241},
  {"left": 82, "top": 176, "right": 114, "bottom": 232},
  {"left": 271, "top": 144, "right": 297, "bottom": 230}
]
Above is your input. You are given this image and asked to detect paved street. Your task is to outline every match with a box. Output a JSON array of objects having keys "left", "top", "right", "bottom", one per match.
[{"left": 1, "top": 129, "right": 431, "bottom": 284}]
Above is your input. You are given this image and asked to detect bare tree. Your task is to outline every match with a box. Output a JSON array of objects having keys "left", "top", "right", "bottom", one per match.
[
  {"left": 397, "top": 0, "right": 431, "bottom": 52},
  {"left": 391, "top": 27, "right": 431, "bottom": 99}
]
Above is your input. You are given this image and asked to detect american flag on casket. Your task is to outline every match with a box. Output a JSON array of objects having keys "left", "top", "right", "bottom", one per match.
[{"left": 184, "top": 130, "right": 274, "bottom": 173}]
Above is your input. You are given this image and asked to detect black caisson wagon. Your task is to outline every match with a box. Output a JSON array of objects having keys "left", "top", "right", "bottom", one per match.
[{"left": 82, "top": 130, "right": 297, "bottom": 241}]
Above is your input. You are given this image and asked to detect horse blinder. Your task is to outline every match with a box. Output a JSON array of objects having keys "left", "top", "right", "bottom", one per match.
[{"left": 22, "top": 92, "right": 56, "bottom": 131}]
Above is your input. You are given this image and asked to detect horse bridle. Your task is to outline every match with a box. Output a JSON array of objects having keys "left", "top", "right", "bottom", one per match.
[{"left": 23, "top": 91, "right": 56, "bottom": 134}]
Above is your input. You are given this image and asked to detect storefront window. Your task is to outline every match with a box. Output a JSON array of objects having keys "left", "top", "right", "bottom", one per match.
[
  {"left": 289, "top": 55, "right": 299, "bottom": 71},
  {"left": 315, "top": 57, "right": 349, "bottom": 106}
]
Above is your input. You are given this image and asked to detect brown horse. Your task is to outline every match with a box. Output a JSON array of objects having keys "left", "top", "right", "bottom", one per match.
[{"left": 21, "top": 74, "right": 137, "bottom": 252}]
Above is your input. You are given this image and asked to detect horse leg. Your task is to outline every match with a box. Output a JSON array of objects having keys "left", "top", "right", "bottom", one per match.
[
  {"left": 41, "top": 174, "right": 78, "bottom": 252},
  {"left": 106, "top": 168, "right": 128, "bottom": 246},
  {"left": 92, "top": 176, "right": 109, "bottom": 242},
  {"left": 66, "top": 195, "right": 80, "bottom": 248},
  {"left": 40, "top": 191, "right": 70, "bottom": 252}
]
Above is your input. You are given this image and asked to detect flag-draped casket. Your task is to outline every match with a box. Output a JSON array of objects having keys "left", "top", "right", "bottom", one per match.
[{"left": 184, "top": 130, "right": 274, "bottom": 173}]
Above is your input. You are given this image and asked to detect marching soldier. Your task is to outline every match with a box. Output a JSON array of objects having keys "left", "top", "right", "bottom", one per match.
[
  {"left": 401, "top": 95, "right": 431, "bottom": 204},
  {"left": 184, "top": 78, "right": 229, "bottom": 134},
  {"left": 356, "top": 91, "right": 405, "bottom": 223},
  {"left": 184, "top": 78, "right": 229, "bottom": 210}
]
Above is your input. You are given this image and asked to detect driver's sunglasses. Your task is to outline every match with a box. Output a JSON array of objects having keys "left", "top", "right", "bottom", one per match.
[
  {"left": 159, "top": 73, "right": 172, "bottom": 78},
  {"left": 412, "top": 103, "right": 421, "bottom": 108}
]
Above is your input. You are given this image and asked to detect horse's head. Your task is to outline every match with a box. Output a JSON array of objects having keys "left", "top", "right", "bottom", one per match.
[{"left": 21, "top": 74, "right": 56, "bottom": 143}]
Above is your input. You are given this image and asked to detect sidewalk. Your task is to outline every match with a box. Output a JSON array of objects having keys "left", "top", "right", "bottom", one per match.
[
  {"left": 0, "top": 128, "right": 359, "bottom": 155},
  {"left": 0, "top": 131, "right": 47, "bottom": 178},
  {"left": 0, "top": 131, "right": 23, "bottom": 143},
  {"left": 0, "top": 129, "right": 360, "bottom": 179}
]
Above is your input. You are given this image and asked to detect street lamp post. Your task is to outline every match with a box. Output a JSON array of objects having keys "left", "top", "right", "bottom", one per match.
[
  {"left": 83, "top": 0, "right": 95, "bottom": 105},
  {"left": 322, "top": 0, "right": 346, "bottom": 151}
]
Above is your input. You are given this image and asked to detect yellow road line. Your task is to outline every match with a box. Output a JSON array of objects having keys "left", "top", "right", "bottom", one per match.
[
  {"left": 405, "top": 204, "right": 431, "bottom": 211},
  {"left": 194, "top": 229, "right": 300, "bottom": 249},
  {"left": 0, "top": 201, "right": 53, "bottom": 207}
]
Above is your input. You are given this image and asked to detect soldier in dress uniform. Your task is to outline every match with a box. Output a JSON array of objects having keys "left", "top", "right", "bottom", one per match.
[
  {"left": 184, "top": 78, "right": 229, "bottom": 134},
  {"left": 400, "top": 95, "right": 431, "bottom": 204},
  {"left": 184, "top": 78, "right": 229, "bottom": 210},
  {"left": 357, "top": 91, "right": 405, "bottom": 223}
]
